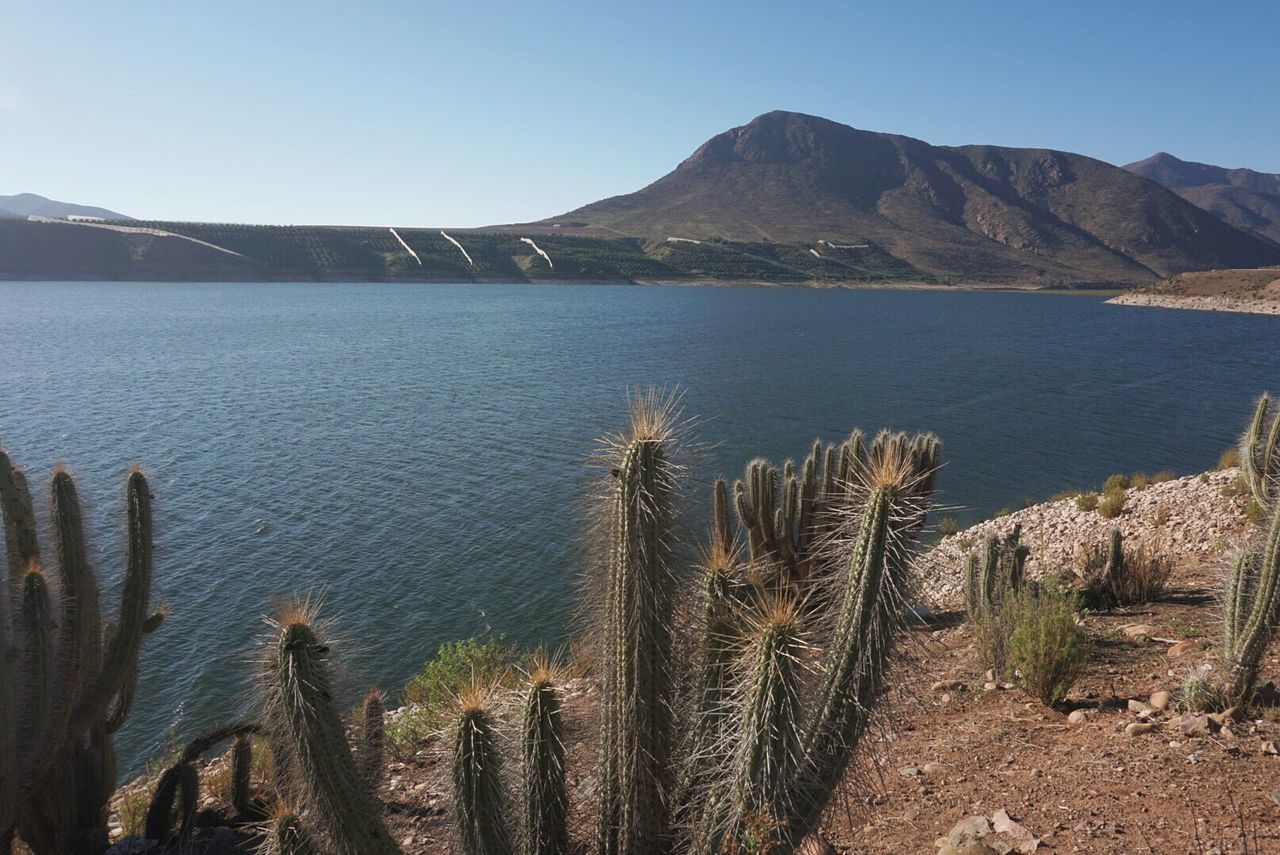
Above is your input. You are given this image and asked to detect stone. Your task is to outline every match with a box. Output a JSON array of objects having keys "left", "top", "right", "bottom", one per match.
[
  {"left": 1261, "top": 740, "right": 1278, "bottom": 756},
  {"left": 1067, "top": 709, "right": 1088, "bottom": 725},
  {"left": 1149, "top": 690, "right": 1171, "bottom": 710},
  {"left": 1127, "top": 699, "right": 1153, "bottom": 714},
  {"left": 1179, "top": 713, "right": 1214, "bottom": 737},
  {"left": 1125, "top": 722, "right": 1157, "bottom": 737},
  {"left": 932, "top": 679, "right": 966, "bottom": 692},
  {"left": 1167, "top": 640, "right": 1198, "bottom": 657},
  {"left": 1208, "top": 707, "right": 1237, "bottom": 727},
  {"left": 796, "top": 836, "right": 836, "bottom": 855},
  {"left": 924, "top": 762, "right": 945, "bottom": 775},
  {"left": 936, "top": 816, "right": 997, "bottom": 854},
  {"left": 1122, "top": 624, "right": 1158, "bottom": 640},
  {"left": 900, "top": 765, "right": 923, "bottom": 777},
  {"left": 993, "top": 808, "right": 1042, "bottom": 853},
  {"left": 984, "top": 681, "right": 999, "bottom": 691}
]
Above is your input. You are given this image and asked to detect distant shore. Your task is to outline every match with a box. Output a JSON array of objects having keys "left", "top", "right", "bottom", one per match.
[{"left": 1107, "top": 292, "right": 1280, "bottom": 316}]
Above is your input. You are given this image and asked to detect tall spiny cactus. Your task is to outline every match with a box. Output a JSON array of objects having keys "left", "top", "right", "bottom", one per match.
[
  {"left": 702, "top": 593, "right": 807, "bottom": 853},
  {"left": 268, "top": 812, "right": 323, "bottom": 855},
  {"left": 361, "top": 689, "right": 386, "bottom": 792},
  {"left": 0, "top": 449, "right": 162, "bottom": 855},
  {"left": 143, "top": 761, "right": 198, "bottom": 845},
  {"left": 453, "top": 684, "right": 513, "bottom": 855},
  {"left": 520, "top": 656, "right": 568, "bottom": 855},
  {"left": 963, "top": 524, "right": 1029, "bottom": 622},
  {"left": 780, "top": 431, "right": 939, "bottom": 849},
  {"left": 595, "top": 389, "right": 679, "bottom": 855},
  {"left": 1241, "top": 393, "right": 1280, "bottom": 512},
  {"left": 262, "top": 600, "right": 401, "bottom": 855},
  {"left": 232, "top": 735, "right": 254, "bottom": 819},
  {"left": 1221, "top": 497, "right": 1280, "bottom": 704}
]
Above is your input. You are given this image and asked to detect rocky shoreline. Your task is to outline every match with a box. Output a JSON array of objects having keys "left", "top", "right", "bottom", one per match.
[
  {"left": 1107, "top": 292, "right": 1280, "bottom": 316},
  {"left": 923, "top": 468, "right": 1250, "bottom": 606}
]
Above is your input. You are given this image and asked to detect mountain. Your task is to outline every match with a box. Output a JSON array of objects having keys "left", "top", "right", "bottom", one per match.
[
  {"left": 1124, "top": 152, "right": 1280, "bottom": 244},
  {"left": 530, "top": 111, "right": 1280, "bottom": 286},
  {"left": 0, "top": 192, "right": 130, "bottom": 221}
]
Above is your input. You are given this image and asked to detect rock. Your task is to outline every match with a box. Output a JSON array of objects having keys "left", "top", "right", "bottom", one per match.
[
  {"left": 1208, "top": 707, "right": 1237, "bottom": 727},
  {"left": 1261, "top": 740, "right": 1278, "bottom": 756},
  {"left": 936, "top": 816, "right": 999, "bottom": 854},
  {"left": 924, "top": 762, "right": 945, "bottom": 775},
  {"left": 1122, "top": 624, "right": 1158, "bottom": 640},
  {"left": 984, "top": 681, "right": 998, "bottom": 691},
  {"left": 1125, "top": 722, "right": 1157, "bottom": 737},
  {"left": 1067, "top": 709, "right": 1088, "bottom": 725},
  {"left": 985, "top": 669, "right": 997, "bottom": 682},
  {"left": 1149, "top": 690, "right": 1171, "bottom": 710},
  {"left": 932, "top": 679, "right": 966, "bottom": 692},
  {"left": 1127, "top": 699, "right": 1153, "bottom": 714},
  {"left": 796, "top": 836, "right": 836, "bottom": 855},
  {"left": 1179, "top": 713, "right": 1215, "bottom": 737},
  {"left": 993, "top": 808, "right": 1042, "bottom": 853},
  {"left": 1167, "top": 640, "right": 1198, "bottom": 657},
  {"left": 900, "top": 765, "right": 923, "bottom": 777}
]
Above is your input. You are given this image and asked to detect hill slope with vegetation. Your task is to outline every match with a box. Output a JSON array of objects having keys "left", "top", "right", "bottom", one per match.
[{"left": 1126, "top": 152, "right": 1280, "bottom": 244}]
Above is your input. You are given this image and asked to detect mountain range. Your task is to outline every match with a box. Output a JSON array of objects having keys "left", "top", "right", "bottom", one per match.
[
  {"left": 1124, "top": 152, "right": 1280, "bottom": 244},
  {"left": 0, "top": 192, "right": 130, "bottom": 221},
  {"left": 5, "top": 112, "right": 1280, "bottom": 286},
  {"left": 528, "top": 111, "right": 1280, "bottom": 286}
]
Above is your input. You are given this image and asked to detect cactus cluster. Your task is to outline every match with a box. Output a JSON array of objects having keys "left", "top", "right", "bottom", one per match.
[
  {"left": 0, "top": 449, "right": 163, "bottom": 855},
  {"left": 963, "top": 524, "right": 1029, "bottom": 622},
  {"left": 1241, "top": 392, "right": 1280, "bottom": 512},
  {"left": 1219, "top": 495, "right": 1280, "bottom": 705},
  {"left": 445, "top": 392, "right": 940, "bottom": 855}
]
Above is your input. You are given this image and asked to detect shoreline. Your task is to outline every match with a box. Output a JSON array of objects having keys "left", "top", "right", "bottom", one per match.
[{"left": 1107, "top": 292, "right": 1280, "bottom": 316}]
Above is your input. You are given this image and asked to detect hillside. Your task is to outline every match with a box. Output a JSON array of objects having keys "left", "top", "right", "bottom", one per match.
[
  {"left": 1126, "top": 152, "right": 1280, "bottom": 244},
  {"left": 1108, "top": 266, "right": 1280, "bottom": 315},
  {"left": 529, "top": 111, "right": 1280, "bottom": 286},
  {"left": 0, "top": 192, "right": 130, "bottom": 220}
]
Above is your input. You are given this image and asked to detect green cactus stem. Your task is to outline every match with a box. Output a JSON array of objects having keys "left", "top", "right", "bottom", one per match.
[
  {"left": 269, "top": 812, "right": 323, "bottom": 855},
  {"left": 361, "top": 689, "right": 386, "bottom": 792},
  {"left": 1223, "top": 497, "right": 1280, "bottom": 704},
  {"left": 232, "top": 736, "right": 253, "bottom": 819},
  {"left": 453, "top": 687, "right": 513, "bottom": 855},
  {"left": 265, "top": 607, "right": 401, "bottom": 855},
  {"left": 144, "top": 761, "right": 198, "bottom": 845},
  {"left": 595, "top": 391, "right": 678, "bottom": 855},
  {"left": 520, "top": 663, "right": 567, "bottom": 855},
  {"left": 963, "top": 524, "right": 1029, "bottom": 622}
]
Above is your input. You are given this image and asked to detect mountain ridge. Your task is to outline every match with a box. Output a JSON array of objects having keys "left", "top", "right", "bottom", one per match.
[
  {"left": 1124, "top": 152, "right": 1280, "bottom": 244},
  {"left": 526, "top": 111, "right": 1280, "bottom": 286},
  {"left": 0, "top": 192, "right": 130, "bottom": 221}
]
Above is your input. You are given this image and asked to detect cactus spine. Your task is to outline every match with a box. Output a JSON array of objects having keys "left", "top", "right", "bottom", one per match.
[
  {"left": 1241, "top": 393, "right": 1280, "bottom": 511},
  {"left": 361, "top": 689, "right": 386, "bottom": 792},
  {"left": 264, "top": 607, "right": 401, "bottom": 855},
  {"left": 453, "top": 688, "right": 513, "bottom": 855},
  {"left": 1222, "top": 497, "right": 1280, "bottom": 704},
  {"left": 520, "top": 662, "right": 567, "bottom": 855},
  {"left": 0, "top": 450, "right": 161, "bottom": 855},
  {"left": 595, "top": 391, "right": 678, "bottom": 855},
  {"left": 269, "top": 812, "right": 323, "bottom": 855}
]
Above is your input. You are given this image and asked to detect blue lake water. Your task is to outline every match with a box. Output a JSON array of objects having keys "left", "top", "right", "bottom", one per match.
[{"left": 1, "top": 280, "right": 1278, "bottom": 775}]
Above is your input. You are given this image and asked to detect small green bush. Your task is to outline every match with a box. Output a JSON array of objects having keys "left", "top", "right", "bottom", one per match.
[
  {"left": 1221, "top": 474, "right": 1248, "bottom": 498},
  {"left": 937, "top": 516, "right": 960, "bottom": 537},
  {"left": 1102, "top": 474, "right": 1130, "bottom": 493},
  {"left": 1098, "top": 491, "right": 1126, "bottom": 519},
  {"left": 1078, "top": 540, "right": 1171, "bottom": 608},
  {"left": 403, "top": 635, "right": 515, "bottom": 710},
  {"left": 1198, "top": 472, "right": 1210, "bottom": 484},
  {"left": 994, "top": 507, "right": 1012, "bottom": 518},
  {"left": 1130, "top": 472, "right": 1152, "bottom": 491},
  {"left": 1007, "top": 587, "right": 1089, "bottom": 706},
  {"left": 1075, "top": 492, "right": 1099, "bottom": 512},
  {"left": 1246, "top": 498, "right": 1265, "bottom": 524},
  {"left": 1049, "top": 490, "right": 1080, "bottom": 502},
  {"left": 1152, "top": 470, "right": 1175, "bottom": 484},
  {"left": 1218, "top": 448, "right": 1241, "bottom": 470}
]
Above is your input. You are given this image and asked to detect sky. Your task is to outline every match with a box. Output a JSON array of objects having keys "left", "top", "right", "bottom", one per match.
[{"left": 3, "top": 0, "right": 1278, "bottom": 227}]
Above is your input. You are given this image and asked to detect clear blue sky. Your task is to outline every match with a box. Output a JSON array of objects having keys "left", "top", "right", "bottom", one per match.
[{"left": 3, "top": 0, "right": 1277, "bottom": 226}]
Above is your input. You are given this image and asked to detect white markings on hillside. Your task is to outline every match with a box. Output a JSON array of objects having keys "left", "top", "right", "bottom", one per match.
[
  {"left": 27, "top": 215, "right": 243, "bottom": 256},
  {"left": 520, "top": 237, "right": 553, "bottom": 268},
  {"left": 818, "top": 239, "right": 870, "bottom": 250},
  {"left": 440, "top": 231, "right": 474, "bottom": 267},
  {"left": 809, "top": 248, "right": 822, "bottom": 258},
  {"left": 666, "top": 236, "right": 702, "bottom": 244},
  {"left": 388, "top": 228, "right": 421, "bottom": 265}
]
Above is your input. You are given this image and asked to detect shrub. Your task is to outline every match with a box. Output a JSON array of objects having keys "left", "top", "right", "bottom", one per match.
[
  {"left": 1199, "top": 472, "right": 1211, "bottom": 484},
  {"left": 1153, "top": 504, "right": 1171, "bottom": 527},
  {"left": 1246, "top": 498, "right": 1265, "bottom": 524},
  {"left": 1049, "top": 490, "right": 1080, "bottom": 502},
  {"left": 1098, "top": 491, "right": 1126, "bottom": 519},
  {"left": 1221, "top": 474, "right": 1248, "bottom": 498},
  {"left": 1075, "top": 492, "right": 1099, "bottom": 512},
  {"left": 1218, "top": 447, "right": 1241, "bottom": 470},
  {"left": 994, "top": 507, "right": 1012, "bottom": 518},
  {"left": 403, "top": 635, "right": 516, "bottom": 713},
  {"left": 1078, "top": 531, "right": 1171, "bottom": 608},
  {"left": 1102, "top": 473, "right": 1130, "bottom": 493},
  {"left": 117, "top": 788, "right": 150, "bottom": 838},
  {"left": 1152, "top": 470, "right": 1176, "bottom": 484},
  {"left": 1130, "top": 472, "right": 1152, "bottom": 490},
  {"left": 1007, "top": 586, "right": 1089, "bottom": 706},
  {"left": 937, "top": 515, "right": 960, "bottom": 537}
]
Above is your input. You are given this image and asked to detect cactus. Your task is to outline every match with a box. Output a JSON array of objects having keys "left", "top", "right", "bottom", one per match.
[
  {"left": 963, "top": 524, "right": 1029, "bottom": 622},
  {"left": 0, "top": 450, "right": 162, "bottom": 855},
  {"left": 453, "top": 685, "right": 513, "bottom": 855},
  {"left": 262, "top": 601, "right": 401, "bottom": 855},
  {"left": 781, "top": 431, "right": 939, "bottom": 848},
  {"left": 520, "top": 657, "right": 567, "bottom": 855},
  {"left": 1241, "top": 393, "right": 1280, "bottom": 512},
  {"left": 361, "top": 689, "right": 386, "bottom": 792},
  {"left": 232, "top": 735, "right": 254, "bottom": 819},
  {"left": 595, "top": 390, "right": 679, "bottom": 855},
  {"left": 268, "top": 811, "right": 323, "bottom": 855},
  {"left": 144, "top": 761, "right": 199, "bottom": 845},
  {"left": 702, "top": 594, "right": 806, "bottom": 853},
  {"left": 1221, "top": 498, "right": 1280, "bottom": 704}
]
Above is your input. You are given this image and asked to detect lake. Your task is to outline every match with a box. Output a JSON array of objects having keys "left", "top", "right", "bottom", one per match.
[{"left": 1, "top": 280, "right": 1277, "bottom": 775}]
